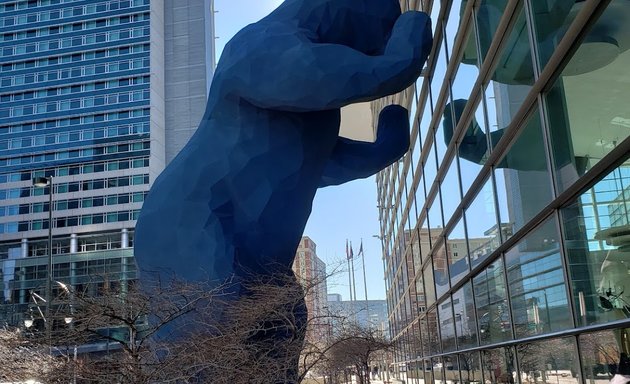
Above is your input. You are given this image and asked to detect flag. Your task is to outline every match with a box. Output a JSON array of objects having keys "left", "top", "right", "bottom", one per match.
[
  {"left": 358, "top": 240, "right": 363, "bottom": 256},
  {"left": 346, "top": 240, "right": 354, "bottom": 260}
]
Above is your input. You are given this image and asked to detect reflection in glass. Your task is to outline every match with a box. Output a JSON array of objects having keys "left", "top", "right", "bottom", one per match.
[
  {"left": 435, "top": 90, "right": 451, "bottom": 167},
  {"left": 457, "top": 94, "right": 489, "bottom": 195},
  {"left": 506, "top": 216, "right": 571, "bottom": 338},
  {"left": 458, "top": 351, "right": 482, "bottom": 384},
  {"left": 409, "top": 320, "right": 423, "bottom": 361},
  {"left": 530, "top": 1, "right": 581, "bottom": 70},
  {"left": 474, "top": 260, "right": 512, "bottom": 345},
  {"left": 438, "top": 297, "right": 456, "bottom": 352},
  {"left": 414, "top": 270, "right": 426, "bottom": 319},
  {"left": 474, "top": 1, "right": 508, "bottom": 62},
  {"left": 481, "top": 347, "right": 516, "bottom": 384},
  {"left": 579, "top": 330, "right": 624, "bottom": 381},
  {"left": 434, "top": 244, "right": 449, "bottom": 299},
  {"left": 424, "top": 262, "right": 436, "bottom": 308},
  {"left": 450, "top": 14, "right": 479, "bottom": 104},
  {"left": 466, "top": 177, "right": 501, "bottom": 268},
  {"left": 418, "top": 90, "right": 432, "bottom": 162},
  {"left": 447, "top": 216, "right": 469, "bottom": 287},
  {"left": 424, "top": 142, "right": 439, "bottom": 196},
  {"left": 517, "top": 337, "right": 579, "bottom": 383},
  {"left": 441, "top": 158, "right": 461, "bottom": 222},
  {"left": 444, "top": 355, "right": 460, "bottom": 384},
  {"left": 419, "top": 315, "right": 431, "bottom": 358},
  {"left": 427, "top": 307, "right": 441, "bottom": 355},
  {"left": 432, "top": 357, "right": 445, "bottom": 384},
  {"left": 428, "top": 193, "right": 444, "bottom": 240},
  {"left": 431, "top": 36, "right": 448, "bottom": 117},
  {"left": 562, "top": 162, "right": 630, "bottom": 328},
  {"left": 545, "top": 2, "right": 630, "bottom": 192},
  {"left": 453, "top": 282, "right": 478, "bottom": 350},
  {"left": 495, "top": 107, "right": 554, "bottom": 234}
]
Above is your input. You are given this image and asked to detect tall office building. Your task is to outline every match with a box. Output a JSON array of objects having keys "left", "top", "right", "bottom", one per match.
[
  {"left": 0, "top": 0, "right": 215, "bottom": 328},
  {"left": 374, "top": 1, "right": 630, "bottom": 382},
  {"left": 326, "top": 293, "right": 390, "bottom": 338}
]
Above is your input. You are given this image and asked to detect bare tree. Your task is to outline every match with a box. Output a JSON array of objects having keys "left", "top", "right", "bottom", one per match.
[
  {"left": 2, "top": 263, "right": 374, "bottom": 384},
  {"left": 0, "top": 326, "right": 67, "bottom": 383},
  {"left": 325, "top": 322, "right": 393, "bottom": 384}
]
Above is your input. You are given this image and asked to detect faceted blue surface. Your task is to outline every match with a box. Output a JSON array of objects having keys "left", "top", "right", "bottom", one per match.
[
  {"left": 135, "top": 3, "right": 431, "bottom": 376},
  {"left": 135, "top": 0, "right": 432, "bottom": 289}
]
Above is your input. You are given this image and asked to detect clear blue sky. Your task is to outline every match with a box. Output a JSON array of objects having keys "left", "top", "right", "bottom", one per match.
[{"left": 213, "top": 0, "right": 387, "bottom": 300}]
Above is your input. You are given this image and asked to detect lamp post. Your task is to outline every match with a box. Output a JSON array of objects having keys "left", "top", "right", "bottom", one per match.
[{"left": 33, "top": 176, "right": 53, "bottom": 353}]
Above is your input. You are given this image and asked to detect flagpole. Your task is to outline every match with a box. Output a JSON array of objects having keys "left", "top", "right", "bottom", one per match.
[
  {"left": 350, "top": 241, "right": 358, "bottom": 314},
  {"left": 360, "top": 239, "right": 370, "bottom": 324},
  {"left": 346, "top": 240, "right": 354, "bottom": 302}
]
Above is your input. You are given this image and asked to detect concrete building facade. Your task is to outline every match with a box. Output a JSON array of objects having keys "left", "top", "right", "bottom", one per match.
[{"left": 0, "top": 0, "right": 215, "bottom": 328}]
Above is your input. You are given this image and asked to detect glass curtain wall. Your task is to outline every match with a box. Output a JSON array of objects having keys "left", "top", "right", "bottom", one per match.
[{"left": 375, "top": 0, "right": 630, "bottom": 382}]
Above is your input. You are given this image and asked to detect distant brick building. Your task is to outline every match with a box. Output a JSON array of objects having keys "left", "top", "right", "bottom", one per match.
[{"left": 292, "top": 236, "right": 330, "bottom": 344}]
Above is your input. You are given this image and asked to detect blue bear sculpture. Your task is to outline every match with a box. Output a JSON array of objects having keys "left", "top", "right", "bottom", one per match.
[
  {"left": 135, "top": 0, "right": 431, "bottom": 379},
  {"left": 136, "top": 0, "right": 431, "bottom": 290}
]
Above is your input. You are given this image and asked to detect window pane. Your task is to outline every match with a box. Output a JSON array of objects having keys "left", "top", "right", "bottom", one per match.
[
  {"left": 453, "top": 282, "right": 478, "bottom": 350},
  {"left": 517, "top": 337, "right": 579, "bottom": 382},
  {"left": 495, "top": 107, "right": 554, "bottom": 234},
  {"left": 458, "top": 351, "right": 482, "bottom": 384},
  {"left": 438, "top": 297, "right": 456, "bottom": 352},
  {"left": 466, "top": 176, "right": 501, "bottom": 268},
  {"left": 506, "top": 216, "right": 571, "bottom": 338},
  {"left": 480, "top": 347, "right": 516, "bottom": 384},
  {"left": 544, "top": 2, "right": 630, "bottom": 193},
  {"left": 579, "top": 330, "right": 622, "bottom": 381},
  {"left": 562, "top": 160, "right": 630, "bottom": 327},
  {"left": 474, "top": 260, "right": 512, "bottom": 345},
  {"left": 433, "top": 244, "right": 449, "bottom": 299}
]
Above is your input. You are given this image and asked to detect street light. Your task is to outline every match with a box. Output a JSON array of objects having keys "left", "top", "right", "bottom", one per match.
[{"left": 33, "top": 176, "right": 53, "bottom": 353}]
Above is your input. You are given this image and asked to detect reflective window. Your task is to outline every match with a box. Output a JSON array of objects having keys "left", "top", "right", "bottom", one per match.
[
  {"left": 434, "top": 244, "right": 449, "bottom": 299},
  {"left": 453, "top": 282, "right": 478, "bottom": 350},
  {"left": 458, "top": 351, "right": 482, "bottom": 384},
  {"left": 428, "top": 193, "right": 444, "bottom": 240},
  {"left": 562, "top": 161, "right": 630, "bottom": 327},
  {"left": 579, "top": 330, "right": 623, "bottom": 381},
  {"left": 455, "top": 94, "right": 489, "bottom": 196},
  {"left": 447, "top": 215, "right": 469, "bottom": 286},
  {"left": 517, "top": 337, "right": 579, "bottom": 382},
  {"left": 424, "top": 141, "right": 439, "bottom": 195},
  {"left": 480, "top": 347, "right": 516, "bottom": 384},
  {"left": 475, "top": 1, "right": 509, "bottom": 62},
  {"left": 438, "top": 297, "right": 456, "bottom": 352},
  {"left": 432, "top": 356, "right": 445, "bottom": 384},
  {"left": 483, "top": 8, "right": 535, "bottom": 144},
  {"left": 426, "top": 307, "right": 441, "bottom": 355},
  {"left": 530, "top": 1, "right": 581, "bottom": 72},
  {"left": 424, "top": 261, "right": 436, "bottom": 308},
  {"left": 474, "top": 260, "right": 512, "bottom": 345},
  {"left": 466, "top": 176, "right": 500, "bottom": 268},
  {"left": 506, "top": 216, "right": 571, "bottom": 338},
  {"left": 545, "top": 2, "right": 630, "bottom": 193},
  {"left": 495, "top": 107, "right": 553, "bottom": 234},
  {"left": 440, "top": 157, "right": 461, "bottom": 221}
]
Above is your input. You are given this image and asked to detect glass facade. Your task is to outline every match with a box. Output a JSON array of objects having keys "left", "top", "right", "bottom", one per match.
[
  {"left": 0, "top": 0, "right": 215, "bottom": 329},
  {"left": 375, "top": 0, "right": 630, "bottom": 382}
]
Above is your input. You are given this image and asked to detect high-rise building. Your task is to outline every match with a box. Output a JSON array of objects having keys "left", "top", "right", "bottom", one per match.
[
  {"left": 293, "top": 236, "right": 329, "bottom": 344},
  {"left": 374, "top": 1, "right": 630, "bottom": 382},
  {"left": 0, "top": 0, "right": 215, "bottom": 329},
  {"left": 326, "top": 293, "right": 390, "bottom": 338}
]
